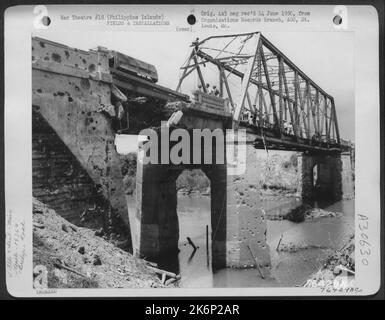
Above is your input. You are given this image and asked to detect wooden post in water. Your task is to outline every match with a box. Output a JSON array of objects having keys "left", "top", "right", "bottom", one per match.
[{"left": 247, "top": 244, "right": 265, "bottom": 279}]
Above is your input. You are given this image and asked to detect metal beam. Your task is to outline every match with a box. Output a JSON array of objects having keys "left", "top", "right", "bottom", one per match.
[
  {"left": 324, "top": 98, "right": 329, "bottom": 141},
  {"left": 178, "top": 32, "right": 346, "bottom": 149},
  {"left": 219, "top": 67, "right": 235, "bottom": 113},
  {"left": 176, "top": 51, "right": 194, "bottom": 92},
  {"left": 261, "top": 45, "right": 280, "bottom": 133},
  {"left": 218, "top": 65, "right": 223, "bottom": 98},
  {"left": 281, "top": 58, "right": 298, "bottom": 138},
  {"left": 233, "top": 33, "right": 261, "bottom": 126},
  {"left": 111, "top": 69, "right": 189, "bottom": 102},
  {"left": 196, "top": 32, "right": 333, "bottom": 99},
  {"left": 278, "top": 57, "right": 284, "bottom": 124},
  {"left": 245, "top": 132, "right": 343, "bottom": 153},
  {"left": 196, "top": 51, "right": 296, "bottom": 105},
  {"left": 306, "top": 81, "right": 311, "bottom": 139},
  {"left": 259, "top": 34, "right": 332, "bottom": 99},
  {"left": 193, "top": 50, "right": 207, "bottom": 93},
  {"left": 331, "top": 98, "right": 341, "bottom": 144}
]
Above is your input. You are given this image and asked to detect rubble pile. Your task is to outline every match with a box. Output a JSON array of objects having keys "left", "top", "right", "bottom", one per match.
[
  {"left": 323, "top": 234, "right": 355, "bottom": 274},
  {"left": 33, "top": 198, "right": 176, "bottom": 288},
  {"left": 304, "top": 234, "right": 355, "bottom": 285}
]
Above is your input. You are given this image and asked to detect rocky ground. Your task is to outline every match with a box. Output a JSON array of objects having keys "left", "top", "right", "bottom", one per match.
[
  {"left": 120, "top": 150, "right": 300, "bottom": 197},
  {"left": 257, "top": 150, "right": 299, "bottom": 198},
  {"left": 303, "top": 234, "right": 355, "bottom": 286},
  {"left": 33, "top": 198, "right": 177, "bottom": 289}
]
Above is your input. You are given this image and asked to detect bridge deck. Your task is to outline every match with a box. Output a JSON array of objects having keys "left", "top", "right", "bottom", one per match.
[
  {"left": 111, "top": 67, "right": 189, "bottom": 102},
  {"left": 240, "top": 121, "right": 349, "bottom": 154}
]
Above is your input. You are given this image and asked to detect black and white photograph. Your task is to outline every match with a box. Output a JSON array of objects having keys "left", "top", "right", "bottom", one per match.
[{"left": 3, "top": 4, "right": 381, "bottom": 298}]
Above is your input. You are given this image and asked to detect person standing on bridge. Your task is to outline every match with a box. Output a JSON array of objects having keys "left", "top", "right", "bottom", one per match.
[
  {"left": 253, "top": 106, "right": 261, "bottom": 126},
  {"left": 263, "top": 112, "right": 269, "bottom": 127},
  {"left": 283, "top": 120, "right": 289, "bottom": 134},
  {"left": 248, "top": 112, "right": 255, "bottom": 125}
]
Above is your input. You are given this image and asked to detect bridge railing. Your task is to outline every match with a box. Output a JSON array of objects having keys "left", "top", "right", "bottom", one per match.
[{"left": 192, "top": 90, "right": 231, "bottom": 114}]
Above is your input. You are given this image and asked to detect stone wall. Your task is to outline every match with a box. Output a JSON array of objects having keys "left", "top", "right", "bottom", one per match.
[
  {"left": 297, "top": 153, "right": 354, "bottom": 201},
  {"left": 32, "top": 37, "right": 130, "bottom": 241},
  {"left": 33, "top": 110, "right": 104, "bottom": 226}
]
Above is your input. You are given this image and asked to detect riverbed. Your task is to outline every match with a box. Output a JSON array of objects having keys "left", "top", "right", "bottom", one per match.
[{"left": 127, "top": 194, "right": 354, "bottom": 288}]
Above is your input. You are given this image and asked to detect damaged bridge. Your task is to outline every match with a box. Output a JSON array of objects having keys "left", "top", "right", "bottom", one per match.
[
  {"left": 32, "top": 33, "right": 354, "bottom": 270},
  {"left": 32, "top": 36, "right": 187, "bottom": 248}
]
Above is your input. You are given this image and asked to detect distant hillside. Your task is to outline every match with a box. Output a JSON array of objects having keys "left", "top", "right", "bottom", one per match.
[
  {"left": 119, "top": 150, "right": 300, "bottom": 196},
  {"left": 257, "top": 151, "right": 299, "bottom": 196}
]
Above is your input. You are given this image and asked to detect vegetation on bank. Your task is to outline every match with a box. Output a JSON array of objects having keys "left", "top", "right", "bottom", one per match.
[
  {"left": 120, "top": 152, "right": 137, "bottom": 194},
  {"left": 119, "top": 153, "right": 210, "bottom": 194},
  {"left": 176, "top": 169, "right": 210, "bottom": 193},
  {"left": 259, "top": 152, "right": 298, "bottom": 194},
  {"left": 303, "top": 234, "right": 355, "bottom": 287}
]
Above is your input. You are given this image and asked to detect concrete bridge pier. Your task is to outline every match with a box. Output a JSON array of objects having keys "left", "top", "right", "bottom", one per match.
[
  {"left": 298, "top": 153, "right": 354, "bottom": 201},
  {"left": 224, "top": 144, "right": 271, "bottom": 269},
  {"left": 134, "top": 142, "right": 271, "bottom": 269},
  {"left": 133, "top": 159, "right": 228, "bottom": 265},
  {"left": 133, "top": 160, "right": 181, "bottom": 261},
  {"left": 32, "top": 37, "right": 130, "bottom": 242},
  {"left": 340, "top": 153, "right": 355, "bottom": 200}
]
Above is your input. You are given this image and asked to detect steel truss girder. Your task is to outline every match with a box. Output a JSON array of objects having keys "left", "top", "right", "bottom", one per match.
[{"left": 177, "top": 32, "right": 341, "bottom": 145}]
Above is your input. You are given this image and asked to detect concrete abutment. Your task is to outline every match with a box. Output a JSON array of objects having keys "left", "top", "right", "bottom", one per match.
[
  {"left": 32, "top": 37, "right": 131, "bottom": 243},
  {"left": 134, "top": 143, "right": 271, "bottom": 269},
  {"left": 297, "top": 153, "right": 354, "bottom": 201}
]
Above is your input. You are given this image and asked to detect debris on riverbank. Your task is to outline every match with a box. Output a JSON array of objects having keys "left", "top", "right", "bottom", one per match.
[
  {"left": 177, "top": 187, "right": 211, "bottom": 196},
  {"left": 306, "top": 208, "right": 343, "bottom": 219},
  {"left": 259, "top": 152, "right": 299, "bottom": 197},
  {"left": 303, "top": 234, "right": 355, "bottom": 286},
  {"left": 266, "top": 202, "right": 343, "bottom": 222},
  {"left": 322, "top": 234, "right": 355, "bottom": 273},
  {"left": 33, "top": 198, "right": 178, "bottom": 288}
]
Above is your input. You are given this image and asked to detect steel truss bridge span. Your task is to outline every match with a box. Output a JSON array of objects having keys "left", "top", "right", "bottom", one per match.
[{"left": 176, "top": 32, "right": 352, "bottom": 153}]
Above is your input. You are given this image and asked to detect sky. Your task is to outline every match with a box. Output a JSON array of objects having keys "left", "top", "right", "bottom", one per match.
[{"left": 35, "top": 30, "right": 354, "bottom": 153}]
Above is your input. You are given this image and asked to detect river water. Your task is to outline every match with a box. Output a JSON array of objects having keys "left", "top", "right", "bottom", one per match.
[{"left": 127, "top": 195, "right": 354, "bottom": 288}]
